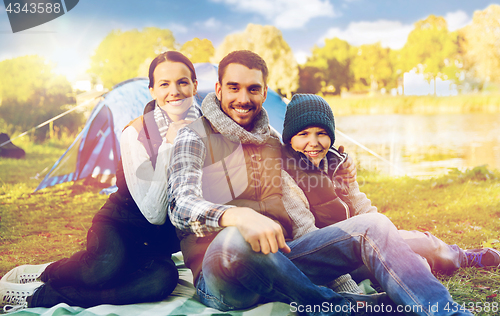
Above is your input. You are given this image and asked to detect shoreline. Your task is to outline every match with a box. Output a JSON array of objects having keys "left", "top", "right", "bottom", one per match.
[{"left": 323, "top": 93, "right": 500, "bottom": 116}]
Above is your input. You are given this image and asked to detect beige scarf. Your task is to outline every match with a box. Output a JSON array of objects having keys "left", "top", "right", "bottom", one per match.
[{"left": 201, "top": 92, "right": 279, "bottom": 145}]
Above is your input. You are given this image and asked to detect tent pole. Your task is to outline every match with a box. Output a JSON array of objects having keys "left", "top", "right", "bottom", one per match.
[{"left": 0, "top": 96, "right": 101, "bottom": 149}]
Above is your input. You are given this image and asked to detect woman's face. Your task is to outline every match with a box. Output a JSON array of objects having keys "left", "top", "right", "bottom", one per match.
[
  {"left": 149, "top": 61, "right": 198, "bottom": 122},
  {"left": 290, "top": 126, "right": 331, "bottom": 167}
]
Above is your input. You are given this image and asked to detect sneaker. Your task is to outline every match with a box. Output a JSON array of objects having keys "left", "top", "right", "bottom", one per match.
[
  {"left": 0, "top": 281, "right": 43, "bottom": 313},
  {"left": 465, "top": 248, "right": 500, "bottom": 268},
  {"left": 1, "top": 262, "right": 52, "bottom": 284},
  {"left": 340, "top": 292, "right": 393, "bottom": 315}
]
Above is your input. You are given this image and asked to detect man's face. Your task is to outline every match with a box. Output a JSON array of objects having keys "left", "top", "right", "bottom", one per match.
[{"left": 216, "top": 63, "right": 267, "bottom": 131}]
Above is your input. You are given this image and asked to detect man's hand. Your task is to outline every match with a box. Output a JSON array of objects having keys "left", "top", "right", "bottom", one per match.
[
  {"left": 166, "top": 120, "right": 193, "bottom": 144},
  {"left": 336, "top": 145, "right": 357, "bottom": 184},
  {"left": 219, "top": 207, "right": 291, "bottom": 255}
]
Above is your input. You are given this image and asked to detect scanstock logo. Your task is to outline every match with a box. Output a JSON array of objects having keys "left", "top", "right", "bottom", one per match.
[{"left": 4, "top": 0, "right": 79, "bottom": 33}]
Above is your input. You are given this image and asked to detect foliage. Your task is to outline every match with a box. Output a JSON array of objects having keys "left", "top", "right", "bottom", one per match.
[
  {"left": 180, "top": 38, "right": 215, "bottom": 63},
  {"left": 297, "top": 65, "right": 322, "bottom": 94},
  {"left": 212, "top": 24, "right": 298, "bottom": 98},
  {"left": 397, "top": 15, "right": 462, "bottom": 90},
  {"left": 460, "top": 4, "right": 500, "bottom": 88},
  {"left": 0, "top": 56, "right": 82, "bottom": 141},
  {"left": 89, "top": 27, "right": 177, "bottom": 89},
  {"left": 305, "top": 38, "right": 355, "bottom": 95},
  {"left": 351, "top": 43, "right": 395, "bottom": 91}
]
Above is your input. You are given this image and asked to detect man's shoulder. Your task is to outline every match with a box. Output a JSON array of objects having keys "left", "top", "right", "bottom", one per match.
[{"left": 185, "top": 116, "right": 208, "bottom": 137}]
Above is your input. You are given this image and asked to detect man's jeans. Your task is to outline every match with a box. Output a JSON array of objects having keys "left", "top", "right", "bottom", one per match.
[{"left": 197, "top": 213, "right": 472, "bottom": 316}]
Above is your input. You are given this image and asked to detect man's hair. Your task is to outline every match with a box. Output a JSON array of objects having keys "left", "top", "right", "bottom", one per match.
[{"left": 218, "top": 50, "right": 269, "bottom": 86}]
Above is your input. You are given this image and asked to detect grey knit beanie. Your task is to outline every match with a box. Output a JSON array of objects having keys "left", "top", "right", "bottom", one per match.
[{"left": 282, "top": 94, "right": 335, "bottom": 145}]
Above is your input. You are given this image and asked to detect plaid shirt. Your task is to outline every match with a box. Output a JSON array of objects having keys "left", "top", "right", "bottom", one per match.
[{"left": 167, "top": 126, "right": 234, "bottom": 237}]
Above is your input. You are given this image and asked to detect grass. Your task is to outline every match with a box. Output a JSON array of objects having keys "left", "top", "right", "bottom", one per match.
[
  {"left": 1, "top": 137, "right": 500, "bottom": 314},
  {"left": 0, "top": 135, "right": 107, "bottom": 271},
  {"left": 359, "top": 166, "right": 500, "bottom": 314}
]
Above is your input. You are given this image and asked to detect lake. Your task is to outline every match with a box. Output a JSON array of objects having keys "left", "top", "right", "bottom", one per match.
[{"left": 335, "top": 113, "right": 500, "bottom": 178}]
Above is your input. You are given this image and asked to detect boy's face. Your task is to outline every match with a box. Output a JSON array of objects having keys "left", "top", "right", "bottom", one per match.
[
  {"left": 290, "top": 126, "right": 331, "bottom": 167},
  {"left": 216, "top": 63, "right": 267, "bottom": 131}
]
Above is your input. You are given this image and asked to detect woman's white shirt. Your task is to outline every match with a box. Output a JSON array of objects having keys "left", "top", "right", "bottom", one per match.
[{"left": 120, "top": 126, "right": 173, "bottom": 225}]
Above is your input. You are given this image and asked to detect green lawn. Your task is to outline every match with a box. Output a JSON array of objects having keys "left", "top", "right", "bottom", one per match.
[
  {"left": 1, "top": 137, "right": 499, "bottom": 315},
  {"left": 361, "top": 166, "right": 500, "bottom": 314}
]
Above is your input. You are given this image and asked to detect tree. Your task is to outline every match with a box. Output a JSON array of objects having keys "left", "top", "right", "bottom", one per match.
[
  {"left": 399, "top": 15, "right": 461, "bottom": 94},
  {"left": 213, "top": 24, "right": 298, "bottom": 98},
  {"left": 460, "top": 4, "right": 500, "bottom": 88},
  {"left": 351, "top": 43, "right": 394, "bottom": 91},
  {"left": 0, "top": 56, "right": 80, "bottom": 141},
  {"left": 180, "top": 38, "right": 215, "bottom": 63},
  {"left": 89, "top": 27, "right": 177, "bottom": 89},
  {"left": 297, "top": 65, "right": 322, "bottom": 94},
  {"left": 0, "top": 55, "right": 52, "bottom": 103},
  {"left": 305, "top": 37, "right": 355, "bottom": 95}
]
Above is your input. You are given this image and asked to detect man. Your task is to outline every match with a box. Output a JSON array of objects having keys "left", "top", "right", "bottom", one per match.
[{"left": 167, "top": 50, "right": 472, "bottom": 316}]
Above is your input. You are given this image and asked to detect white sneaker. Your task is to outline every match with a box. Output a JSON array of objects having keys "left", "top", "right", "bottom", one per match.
[
  {"left": 0, "top": 281, "right": 43, "bottom": 313},
  {"left": 1, "top": 262, "right": 52, "bottom": 284}
]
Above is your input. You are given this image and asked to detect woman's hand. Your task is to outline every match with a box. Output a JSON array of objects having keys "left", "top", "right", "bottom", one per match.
[
  {"left": 336, "top": 145, "right": 357, "bottom": 184},
  {"left": 165, "top": 120, "right": 193, "bottom": 144}
]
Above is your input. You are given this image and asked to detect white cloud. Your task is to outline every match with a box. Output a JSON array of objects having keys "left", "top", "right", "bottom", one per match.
[
  {"left": 319, "top": 20, "right": 414, "bottom": 49},
  {"left": 211, "top": 0, "right": 335, "bottom": 29},
  {"left": 444, "top": 10, "right": 470, "bottom": 31},
  {"left": 196, "top": 17, "right": 223, "bottom": 30},
  {"left": 168, "top": 22, "right": 188, "bottom": 34}
]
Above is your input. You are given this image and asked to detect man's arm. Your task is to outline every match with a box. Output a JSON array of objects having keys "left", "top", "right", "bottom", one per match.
[
  {"left": 167, "top": 126, "right": 290, "bottom": 254},
  {"left": 219, "top": 207, "right": 290, "bottom": 254},
  {"left": 167, "top": 127, "right": 234, "bottom": 237}
]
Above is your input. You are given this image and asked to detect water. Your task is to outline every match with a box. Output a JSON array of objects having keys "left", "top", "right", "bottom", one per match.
[{"left": 335, "top": 113, "right": 500, "bottom": 178}]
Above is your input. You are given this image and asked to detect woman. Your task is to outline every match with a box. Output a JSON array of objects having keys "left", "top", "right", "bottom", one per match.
[
  {"left": 281, "top": 93, "right": 500, "bottom": 279},
  {"left": 0, "top": 51, "right": 201, "bottom": 312}
]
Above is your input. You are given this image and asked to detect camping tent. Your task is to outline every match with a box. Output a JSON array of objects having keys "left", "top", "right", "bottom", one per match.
[{"left": 35, "top": 63, "right": 287, "bottom": 192}]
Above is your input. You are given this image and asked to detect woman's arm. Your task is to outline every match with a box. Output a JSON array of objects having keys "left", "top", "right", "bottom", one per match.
[{"left": 120, "top": 126, "right": 173, "bottom": 225}]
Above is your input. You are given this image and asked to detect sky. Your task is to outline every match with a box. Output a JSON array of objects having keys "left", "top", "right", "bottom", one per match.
[{"left": 0, "top": 0, "right": 496, "bottom": 82}]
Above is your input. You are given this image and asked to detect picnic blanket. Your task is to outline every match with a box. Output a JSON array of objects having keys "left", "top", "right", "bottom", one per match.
[{"left": 7, "top": 253, "right": 297, "bottom": 316}]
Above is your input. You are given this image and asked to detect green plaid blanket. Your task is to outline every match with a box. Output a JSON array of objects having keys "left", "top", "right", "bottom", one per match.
[{"left": 7, "top": 253, "right": 296, "bottom": 316}]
